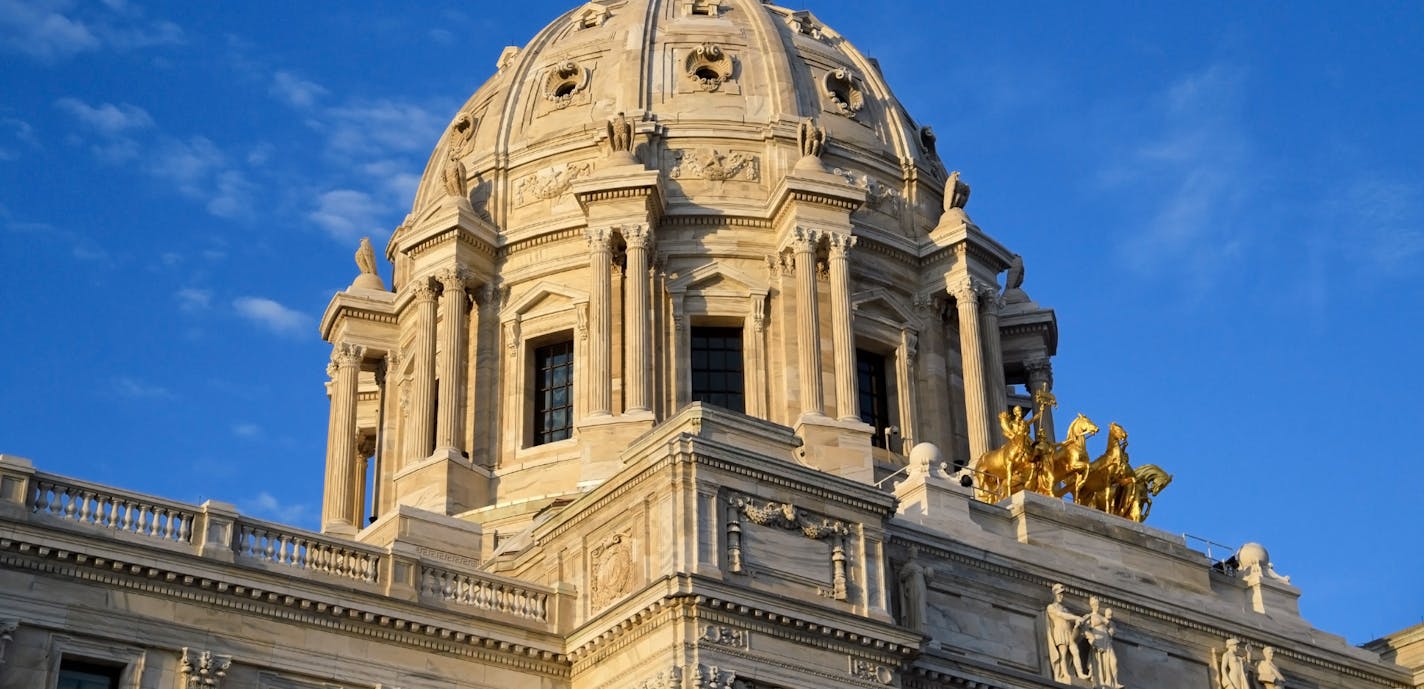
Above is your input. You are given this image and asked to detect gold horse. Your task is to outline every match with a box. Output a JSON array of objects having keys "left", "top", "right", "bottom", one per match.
[
  {"left": 1115, "top": 464, "right": 1173, "bottom": 522},
  {"left": 1075, "top": 422, "right": 1134, "bottom": 512},
  {"left": 968, "top": 407, "right": 1034, "bottom": 502},
  {"left": 1049, "top": 414, "right": 1099, "bottom": 500}
]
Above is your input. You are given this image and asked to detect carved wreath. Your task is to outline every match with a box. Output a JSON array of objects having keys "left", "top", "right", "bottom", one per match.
[
  {"left": 589, "top": 532, "right": 633, "bottom": 609},
  {"left": 545, "top": 60, "right": 591, "bottom": 107},
  {"left": 823, "top": 68, "right": 865, "bottom": 115},
  {"left": 685, "top": 43, "right": 735, "bottom": 92}
]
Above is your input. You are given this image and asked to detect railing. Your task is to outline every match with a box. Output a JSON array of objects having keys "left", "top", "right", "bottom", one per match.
[
  {"left": 29, "top": 476, "right": 196, "bottom": 545},
  {"left": 1182, "top": 533, "right": 1238, "bottom": 568},
  {"left": 419, "top": 564, "right": 550, "bottom": 622},
  {"left": 235, "top": 519, "right": 382, "bottom": 584}
]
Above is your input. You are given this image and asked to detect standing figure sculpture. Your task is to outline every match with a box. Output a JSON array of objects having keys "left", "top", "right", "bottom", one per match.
[
  {"left": 1256, "top": 646, "right": 1286, "bottom": 689},
  {"left": 1082, "top": 597, "right": 1123, "bottom": 689},
  {"left": 898, "top": 548, "right": 932, "bottom": 634},
  {"left": 1045, "top": 584, "right": 1090, "bottom": 683},
  {"left": 1217, "top": 638, "right": 1250, "bottom": 689},
  {"left": 442, "top": 148, "right": 468, "bottom": 199},
  {"left": 968, "top": 406, "right": 1033, "bottom": 502}
]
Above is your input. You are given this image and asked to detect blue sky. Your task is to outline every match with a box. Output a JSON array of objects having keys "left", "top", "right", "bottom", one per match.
[{"left": 1, "top": 1, "right": 1421, "bottom": 644}]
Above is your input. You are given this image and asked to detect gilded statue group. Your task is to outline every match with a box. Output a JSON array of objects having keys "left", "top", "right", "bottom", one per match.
[{"left": 968, "top": 386, "right": 1172, "bottom": 522}]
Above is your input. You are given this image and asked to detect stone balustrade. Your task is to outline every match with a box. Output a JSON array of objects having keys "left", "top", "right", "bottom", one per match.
[
  {"left": 28, "top": 474, "right": 197, "bottom": 545},
  {"left": 419, "top": 564, "right": 552, "bottom": 622},
  {"left": 235, "top": 517, "right": 383, "bottom": 584}
]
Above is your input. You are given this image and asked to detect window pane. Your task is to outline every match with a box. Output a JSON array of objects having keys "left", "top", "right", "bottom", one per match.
[
  {"left": 533, "top": 338, "right": 574, "bottom": 445},
  {"left": 857, "top": 348, "right": 891, "bottom": 449},
  {"left": 690, "top": 326, "right": 745, "bottom": 413}
]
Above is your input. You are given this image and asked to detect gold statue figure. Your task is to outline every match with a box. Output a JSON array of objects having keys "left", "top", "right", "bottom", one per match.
[{"left": 968, "top": 406, "right": 1033, "bottom": 503}]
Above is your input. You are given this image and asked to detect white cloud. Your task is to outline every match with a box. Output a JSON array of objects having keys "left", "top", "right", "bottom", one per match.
[
  {"left": 112, "top": 376, "right": 174, "bottom": 400},
  {"left": 0, "top": 0, "right": 100, "bottom": 61},
  {"left": 242, "top": 491, "right": 310, "bottom": 525},
  {"left": 233, "top": 296, "right": 312, "bottom": 336},
  {"left": 308, "top": 189, "right": 384, "bottom": 240},
  {"left": 1333, "top": 179, "right": 1423, "bottom": 278},
  {"left": 270, "top": 70, "right": 328, "bottom": 109},
  {"left": 231, "top": 422, "right": 261, "bottom": 438},
  {"left": 54, "top": 98, "right": 154, "bottom": 135},
  {"left": 175, "top": 287, "right": 211, "bottom": 312},
  {"left": 322, "top": 99, "right": 445, "bottom": 160}
]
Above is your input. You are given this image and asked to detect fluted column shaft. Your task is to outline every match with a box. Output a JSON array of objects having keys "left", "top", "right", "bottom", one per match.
[
  {"left": 791, "top": 228, "right": 824, "bottom": 417},
  {"left": 828, "top": 233, "right": 858, "bottom": 421},
  {"left": 409, "top": 283, "right": 439, "bottom": 458},
  {"left": 1026, "top": 358, "right": 1056, "bottom": 441},
  {"left": 322, "top": 342, "right": 364, "bottom": 534},
  {"left": 980, "top": 289, "right": 1007, "bottom": 448},
  {"left": 952, "top": 279, "right": 993, "bottom": 459},
  {"left": 435, "top": 269, "right": 469, "bottom": 454},
  {"left": 623, "top": 225, "right": 651, "bottom": 413},
  {"left": 587, "top": 229, "right": 613, "bottom": 416}
]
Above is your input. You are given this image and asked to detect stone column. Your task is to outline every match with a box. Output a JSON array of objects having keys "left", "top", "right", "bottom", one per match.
[
  {"left": 951, "top": 279, "right": 992, "bottom": 460},
  {"left": 827, "top": 232, "right": 858, "bottom": 422},
  {"left": 322, "top": 342, "right": 364, "bottom": 534},
  {"left": 622, "top": 225, "right": 652, "bottom": 414},
  {"left": 409, "top": 281, "right": 438, "bottom": 459},
  {"left": 980, "top": 287, "right": 1007, "bottom": 447},
  {"left": 1026, "top": 357, "right": 1056, "bottom": 441},
  {"left": 435, "top": 268, "right": 469, "bottom": 456},
  {"left": 586, "top": 228, "right": 614, "bottom": 416},
  {"left": 790, "top": 227, "right": 824, "bottom": 417}
]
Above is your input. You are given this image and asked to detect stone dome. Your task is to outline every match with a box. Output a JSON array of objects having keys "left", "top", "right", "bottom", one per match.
[
  {"left": 322, "top": 0, "right": 1054, "bottom": 540},
  {"left": 402, "top": 0, "right": 948, "bottom": 240}
]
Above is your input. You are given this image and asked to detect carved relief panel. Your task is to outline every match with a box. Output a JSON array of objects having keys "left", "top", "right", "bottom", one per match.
[
  {"left": 588, "top": 528, "right": 636, "bottom": 613},
  {"left": 725, "top": 493, "right": 851, "bottom": 602}
]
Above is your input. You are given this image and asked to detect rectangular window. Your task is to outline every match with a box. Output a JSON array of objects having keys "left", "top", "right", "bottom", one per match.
[
  {"left": 690, "top": 326, "right": 744, "bottom": 413},
  {"left": 57, "top": 659, "right": 123, "bottom": 689},
  {"left": 532, "top": 339, "right": 574, "bottom": 445},
  {"left": 857, "top": 349, "right": 891, "bottom": 449}
]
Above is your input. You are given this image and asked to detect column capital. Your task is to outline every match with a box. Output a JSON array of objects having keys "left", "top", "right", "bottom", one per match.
[
  {"left": 410, "top": 280, "right": 438, "bottom": 303},
  {"left": 827, "top": 231, "right": 857, "bottom": 257},
  {"left": 786, "top": 226, "right": 823, "bottom": 253},
  {"left": 620, "top": 223, "right": 653, "bottom": 249},
  {"left": 332, "top": 342, "right": 366, "bottom": 369},
  {"left": 435, "top": 266, "right": 473, "bottom": 292},
  {"left": 585, "top": 227, "right": 615, "bottom": 252}
]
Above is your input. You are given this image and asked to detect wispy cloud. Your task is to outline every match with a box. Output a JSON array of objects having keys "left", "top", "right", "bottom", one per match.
[
  {"left": 1100, "top": 64, "right": 1253, "bottom": 291},
  {"left": 269, "top": 70, "right": 328, "bottom": 109},
  {"left": 2, "top": 206, "right": 110, "bottom": 263},
  {"left": 55, "top": 97, "right": 154, "bottom": 135},
  {"left": 112, "top": 376, "right": 174, "bottom": 400},
  {"left": 1329, "top": 178, "right": 1424, "bottom": 279},
  {"left": 0, "top": 0, "right": 181, "bottom": 63},
  {"left": 0, "top": 116, "right": 40, "bottom": 160},
  {"left": 241, "top": 491, "right": 310, "bottom": 525},
  {"left": 233, "top": 296, "right": 312, "bottom": 336},
  {"left": 231, "top": 422, "right": 261, "bottom": 438},
  {"left": 175, "top": 287, "right": 212, "bottom": 312},
  {"left": 308, "top": 189, "right": 384, "bottom": 241}
]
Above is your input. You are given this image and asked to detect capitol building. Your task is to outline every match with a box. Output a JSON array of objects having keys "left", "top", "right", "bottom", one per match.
[{"left": 1, "top": 2, "right": 1419, "bottom": 689}]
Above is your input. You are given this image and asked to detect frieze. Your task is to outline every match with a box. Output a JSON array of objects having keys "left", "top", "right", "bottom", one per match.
[
  {"left": 692, "top": 664, "right": 738, "bottom": 689},
  {"left": 416, "top": 546, "right": 481, "bottom": 570},
  {"left": 831, "top": 167, "right": 903, "bottom": 211},
  {"left": 631, "top": 667, "right": 682, "bottom": 689},
  {"left": 670, "top": 149, "right": 760, "bottom": 182},
  {"left": 701, "top": 624, "right": 748, "bottom": 649},
  {"left": 514, "top": 161, "right": 594, "bottom": 205},
  {"left": 730, "top": 495, "right": 846, "bottom": 539},
  {"left": 850, "top": 658, "right": 894, "bottom": 685},
  {"left": 181, "top": 647, "right": 232, "bottom": 688}
]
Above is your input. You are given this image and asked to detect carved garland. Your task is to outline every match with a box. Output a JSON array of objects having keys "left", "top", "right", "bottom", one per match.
[
  {"left": 727, "top": 495, "right": 850, "bottom": 600},
  {"left": 513, "top": 161, "right": 594, "bottom": 205},
  {"left": 670, "top": 149, "right": 760, "bottom": 182}
]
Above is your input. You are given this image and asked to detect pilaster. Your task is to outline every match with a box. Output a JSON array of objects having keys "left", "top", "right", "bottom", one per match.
[{"left": 827, "top": 232, "right": 858, "bottom": 422}]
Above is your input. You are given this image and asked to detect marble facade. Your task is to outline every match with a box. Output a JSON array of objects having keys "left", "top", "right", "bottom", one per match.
[{"left": 1, "top": 2, "right": 1418, "bottom": 689}]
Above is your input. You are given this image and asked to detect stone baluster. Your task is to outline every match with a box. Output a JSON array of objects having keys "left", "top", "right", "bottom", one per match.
[
  {"left": 322, "top": 342, "right": 364, "bottom": 534},
  {"left": 435, "top": 268, "right": 470, "bottom": 456},
  {"left": 979, "top": 285, "right": 1007, "bottom": 447},
  {"left": 790, "top": 227, "right": 824, "bottom": 417},
  {"left": 1025, "top": 357, "right": 1056, "bottom": 441},
  {"left": 586, "top": 228, "right": 614, "bottom": 416},
  {"left": 951, "top": 279, "right": 993, "bottom": 460},
  {"left": 622, "top": 225, "right": 652, "bottom": 414},
  {"left": 409, "top": 281, "right": 439, "bottom": 458},
  {"left": 827, "top": 232, "right": 858, "bottom": 421}
]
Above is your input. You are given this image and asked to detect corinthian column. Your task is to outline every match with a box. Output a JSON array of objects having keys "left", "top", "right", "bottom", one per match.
[
  {"left": 586, "top": 228, "right": 613, "bottom": 416},
  {"left": 952, "top": 279, "right": 992, "bottom": 459},
  {"left": 827, "top": 232, "right": 859, "bottom": 421},
  {"left": 434, "top": 268, "right": 470, "bottom": 456},
  {"left": 979, "top": 286, "right": 1007, "bottom": 447},
  {"left": 622, "top": 225, "right": 652, "bottom": 414},
  {"left": 790, "top": 227, "right": 824, "bottom": 417},
  {"left": 322, "top": 342, "right": 364, "bottom": 534},
  {"left": 409, "top": 281, "right": 438, "bottom": 459},
  {"left": 1025, "top": 357, "right": 1056, "bottom": 441}
]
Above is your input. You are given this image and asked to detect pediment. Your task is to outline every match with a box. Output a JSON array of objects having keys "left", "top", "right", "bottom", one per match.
[
  {"left": 667, "top": 262, "right": 766, "bottom": 297},
  {"left": 851, "top": 288, "right": 914, "bottom": 327},
  {"left": 503, "top": 281, "right": 588, "bottom": 320}
]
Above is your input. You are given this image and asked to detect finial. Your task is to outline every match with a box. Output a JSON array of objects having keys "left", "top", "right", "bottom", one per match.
[
  {"left": 604, "top": 112, "right": 638, "bottom": 165},
  {"left": 350, "top": 237, "right": 386, "bottom": 291},
  {"left": 945, "top": 170, "right": 970, "bottom": 211},
  {"left": 795, "top": 118, "right": 827, "bottom": 172}
]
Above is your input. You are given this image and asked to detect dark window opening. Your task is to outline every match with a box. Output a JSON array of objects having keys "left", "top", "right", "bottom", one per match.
[
  {"left": 533, "top": 339, "right": 574, "bottom": 445},
  {"left": 857, "top": 349, "right": 891, "bottom": 449},
  {"left": 690, "top": 327, "right": 744, "bottom": 413},
  {"left": 694, "top": 66, "right": 721, "bottom": 82},
  {"left": 58, "top": 659, "right": 123, "bottom": 689},
  {"left": 553, "top": 82, "right": 576, "bottom": 98}
]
